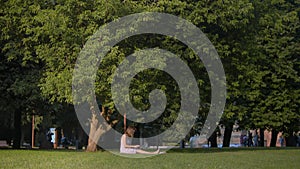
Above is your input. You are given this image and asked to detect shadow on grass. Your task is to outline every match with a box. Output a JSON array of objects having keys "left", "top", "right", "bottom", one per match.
[
  {"left": 1, "top": 147, "right": 299, "bottom": 154},
  {"left": 0, "top": 147, "right": 87, "bottom": 153},
  {"left": 166, "top": 147, "right": 300, "bottom": 154}
]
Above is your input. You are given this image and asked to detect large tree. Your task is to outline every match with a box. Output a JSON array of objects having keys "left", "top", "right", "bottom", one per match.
[
  {"left": 30, "top": 0, "right": 141, "bottom": 151},
  {"left": 0, "top": 0, "right": 53, "bottom": 148},
  {"left": 249, "top": 0, "right": 300, "bottom": 146}
]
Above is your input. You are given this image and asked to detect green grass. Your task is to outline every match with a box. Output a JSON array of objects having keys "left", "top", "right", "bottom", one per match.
[{"left": 0, "top": 148, "right": 299, "bottom": 169}]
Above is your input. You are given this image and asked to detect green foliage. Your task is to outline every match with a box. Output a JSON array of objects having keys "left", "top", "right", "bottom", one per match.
[
  {"left": 0, "top": 0, "right": 52, "bottom": 128},
  {"left": 245, "top": 0, "right": 300, "bottom": 132},
  {"left": 1, "top": 0, "right": 299, "bottom": 142}
]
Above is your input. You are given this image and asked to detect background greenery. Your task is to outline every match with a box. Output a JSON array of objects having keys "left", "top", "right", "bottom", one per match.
[{"left": 0, "top": 0, "right": 299, "bottom": 149}]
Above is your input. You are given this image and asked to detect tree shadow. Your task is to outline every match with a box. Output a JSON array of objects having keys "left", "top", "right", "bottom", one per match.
[{"left": 166, "top": 147, "right": 300, "bottom": 154}]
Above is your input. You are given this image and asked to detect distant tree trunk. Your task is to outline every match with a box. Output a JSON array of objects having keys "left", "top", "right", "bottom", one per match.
[
  {"left": 13, "top": 110, "right": 21, "bottom": 149},
  {"left": 285, "top": 132, "right": 297, "bottom": 147},
  {"left": 54, "top": 129, "right": 58, "bottom": 149},
  {"left": 180, "top": 140, "right": 185, "bottom": 149},
  {"left": 259, "top": 128, "right": 264, "bottom": 147},
  {"left": 270, "top": 130, "right": 278, "bottom": 147},
  {"left": 209, "top": 132, "right": 218, "bottom": 147},
  {"left": 222, "top": 124, "right": 233, "bottom": 147}
]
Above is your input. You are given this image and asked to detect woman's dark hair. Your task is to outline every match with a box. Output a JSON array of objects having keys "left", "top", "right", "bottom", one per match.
[{"left": 125, "top": 126, "right": 136, "bottom": 137}]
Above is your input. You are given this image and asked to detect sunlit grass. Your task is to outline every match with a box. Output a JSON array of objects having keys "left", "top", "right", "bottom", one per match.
[{"left": 0, "top": 148, "right": 299, "bottom": 169}]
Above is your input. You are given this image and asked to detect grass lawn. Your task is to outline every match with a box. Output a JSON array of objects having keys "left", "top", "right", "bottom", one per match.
[{"left": 0, "top": 148, "right": 299, "bottom": 169}]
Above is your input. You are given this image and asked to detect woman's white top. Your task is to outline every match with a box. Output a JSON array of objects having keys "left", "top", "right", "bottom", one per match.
[{"left": 120, "top": 134, "right": 137, "bottom": 154}]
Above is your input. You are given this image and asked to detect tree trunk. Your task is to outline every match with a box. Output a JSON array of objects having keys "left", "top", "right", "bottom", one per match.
[
  {"left": 180, "top": 140, "right": 185, "bottom": 149},
  {"left": 13, "top": 110, "right": 21, "bottom": 149},
  {"left": 270, "top": 130, "right": 278, "bottom": 147},
  {"left": 86, "top": 139, "right": 98, "bottom": 152},
  {"left": 54, "top": 129, "right": 58, "bottom": 149},
  {"left": 86, "top": 105, "right": 109, "bottom": 152},
  {"left": 259, "top": 128, "right": 264, "bottom": 147},
  {"left": 86, "top": 114, "right": 99, "bottom": 152},
  {"left": 222, "top": 124, "right": 233, "bottom": 147},
  {"left": 209, "top": 132, "right": 218, "bottom": 147},
  {"left": 285, "top": 132, "right": 297, "bottom": 147}
]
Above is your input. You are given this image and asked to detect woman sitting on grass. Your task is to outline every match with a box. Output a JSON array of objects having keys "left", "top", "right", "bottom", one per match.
[{"left": 120, "top": 126, "right": 162, "bottom": 155}]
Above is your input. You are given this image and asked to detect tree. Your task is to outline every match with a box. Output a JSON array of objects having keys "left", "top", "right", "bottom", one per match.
[
  {"left": 0, "top": 0, "right": 53, "bottom": 148},
  {"left": 32, "top": 0, "right": 205, "bottom": 151},
  {"left": 247, "top": 0, "right": 300, "bottom": 147},
  {"left": 30, "top": 0, "right": 141, "bottom": 151},
  {"left": 186, "top": 0, "right": 255, "bottom": 147},
  {"left": 204, "top": 0, "right": 300, "bottom": 147}
]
